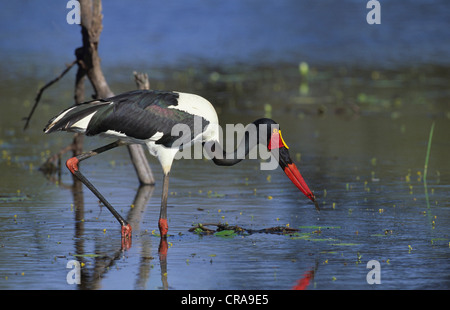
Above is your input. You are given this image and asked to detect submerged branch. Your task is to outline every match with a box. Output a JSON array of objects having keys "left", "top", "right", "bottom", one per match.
[{"left": 189, "top": 222, "right": 300, "bottom": 235}]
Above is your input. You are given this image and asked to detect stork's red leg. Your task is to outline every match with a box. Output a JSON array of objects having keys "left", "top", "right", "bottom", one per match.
[
  {"left": 158, "top": 218, "right": 169, "bottom": 237},
  {"left": 65, "top": 140, "right": 132, "bottom": 244},
  {"left": 158, "top": 173, "right": 170, "bottom": 237}
]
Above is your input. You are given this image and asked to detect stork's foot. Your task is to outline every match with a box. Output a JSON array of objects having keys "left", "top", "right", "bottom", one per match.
[
  {"left": 158, "top": 218, "right": 169, "bottom": 237},
  {"left": 121, "top": 223, "right": 132, "bottom": 238},
  {"left": 66, "top": 157, "right": 80, "bottom": 174},
  {"left": 121, "top": 224, "right": 132, "bottom": 250}
]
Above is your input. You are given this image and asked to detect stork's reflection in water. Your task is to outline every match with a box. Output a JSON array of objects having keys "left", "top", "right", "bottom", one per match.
[{"left": 69, "top": 180, "right": 170, "bottom": 290}]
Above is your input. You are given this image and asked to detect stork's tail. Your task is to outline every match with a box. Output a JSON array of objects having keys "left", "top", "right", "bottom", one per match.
[{"left": 43, "top": 100, "right": 110, "bottom": 134}]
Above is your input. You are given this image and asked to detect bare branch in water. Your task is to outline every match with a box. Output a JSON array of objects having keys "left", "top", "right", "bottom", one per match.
[{"left": 23, "top": 60, "right": 77, "bottom": 130}]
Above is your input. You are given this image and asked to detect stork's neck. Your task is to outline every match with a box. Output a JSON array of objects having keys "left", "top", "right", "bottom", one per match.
[{"left": 205, "top": 118, "right": 278, "bottom": 166}]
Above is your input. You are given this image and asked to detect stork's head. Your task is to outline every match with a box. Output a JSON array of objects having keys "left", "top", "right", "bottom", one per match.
[{"left": 257, "top": 118, "right": 319, "bottom": 210}]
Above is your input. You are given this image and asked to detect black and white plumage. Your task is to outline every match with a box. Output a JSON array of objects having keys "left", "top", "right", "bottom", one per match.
[
  {"left": 44, "top": 89, "right": 317, "bottom": 244},
  {"left": 45, "top": 90, "right": 217, "bottom": 174}
]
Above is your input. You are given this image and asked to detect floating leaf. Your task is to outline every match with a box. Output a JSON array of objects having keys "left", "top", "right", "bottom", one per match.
[{"left": 214, "top": 230, "right": 237, "bottom": 237}]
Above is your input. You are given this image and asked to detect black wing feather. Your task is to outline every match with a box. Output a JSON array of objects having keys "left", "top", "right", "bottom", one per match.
[
  {"left": 43, "top": 100, "right": 110, "bottom": 133},
  {"left": 85, "top": 90, "right": 209, "bottom": 147}
]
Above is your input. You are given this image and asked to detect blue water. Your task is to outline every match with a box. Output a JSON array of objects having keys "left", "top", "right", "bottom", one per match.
[
  {"left": 1, "top": 0, "right": 449, "bottom": 72},
  {"left": 0, "top": 0, "right": 449, "bottom": 291}
]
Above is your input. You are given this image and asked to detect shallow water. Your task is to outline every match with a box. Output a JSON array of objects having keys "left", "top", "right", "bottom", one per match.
[
  {"left": 0, "top": 63, "right": 449, "bottom": 290},
  {"left": 0, "top": 1, "right": 449, "bottom": 291}
]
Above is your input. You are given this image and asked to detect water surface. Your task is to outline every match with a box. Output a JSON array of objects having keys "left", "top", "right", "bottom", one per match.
[{"left": 0, "top": 1, "right": 449, "bottom": 290}]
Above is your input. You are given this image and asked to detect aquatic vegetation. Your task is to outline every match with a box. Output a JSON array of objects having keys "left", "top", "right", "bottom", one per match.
[
  {"left": 0, "top": 193, "right": 29, "bottom": 203},
  {"left": 71, "top": 253, "right": 103, "bottom": 258},
  {"left": 331, "top": 243, "right": 360, "bottom": 246},
  {"left": 213, "top": 230, "right": 237, "bottom": 237},
  {"left": 189, "top": 222, "right": 300, "bottom": 237},
  {"left": 423, "top": 122, "right": 435, "bottom": 215}
]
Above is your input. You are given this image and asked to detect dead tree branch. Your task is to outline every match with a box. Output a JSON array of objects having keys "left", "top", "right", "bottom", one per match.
[
  {"left": 35, "top": 0, "right": 155, "bottom": 185},
  {"left": 133, "top": 71, "right": 150, "bottom": 90},
  {"left": 129, "top": 71, "right": 155, "bottom": 184},
  {"left": 22, "top": 60, "right": 77, "bottom": 130},
  {"left": 73, "top": 0, "right": 155, "bottom": 185}
]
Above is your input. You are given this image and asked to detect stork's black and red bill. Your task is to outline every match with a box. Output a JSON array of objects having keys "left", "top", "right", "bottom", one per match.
[
  {"left": 281, "top": 158, "right": 319, "bottom": 211},
  {"left": 269, "top": 129, "right": 319, "bottom": 210}
]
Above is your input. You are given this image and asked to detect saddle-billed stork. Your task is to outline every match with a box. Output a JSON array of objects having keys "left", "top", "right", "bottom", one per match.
[{"left": 44, "top": 90, "right": 317, "bottom": 241}]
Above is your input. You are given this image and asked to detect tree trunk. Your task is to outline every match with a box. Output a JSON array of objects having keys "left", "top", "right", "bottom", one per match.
[{"left": 76, "top": 0, "right": 155, "bottom": 185}]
